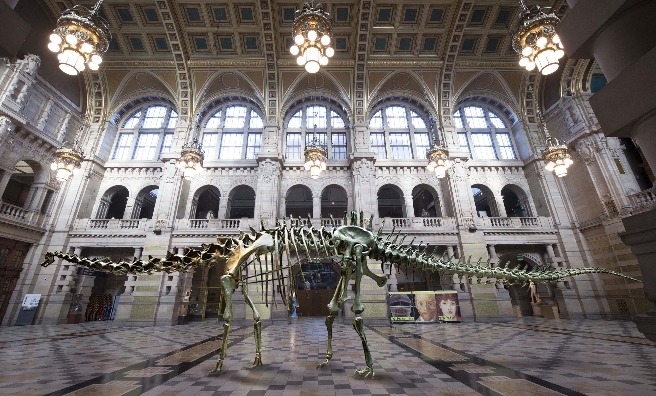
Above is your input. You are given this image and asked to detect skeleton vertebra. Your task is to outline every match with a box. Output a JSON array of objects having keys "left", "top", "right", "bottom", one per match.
[{"left": 41, "top": 211, "right": 639, "bottom": 378}]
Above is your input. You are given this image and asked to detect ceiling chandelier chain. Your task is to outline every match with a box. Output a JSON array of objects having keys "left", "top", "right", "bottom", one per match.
[
  {"left": 178, "top": 115, "right": 205, "bottom": 180},
  {"left": 48, "top": 0, "right": 111, "bottom": 76},
  {"left": 50, "top": 116, "right": 87, "bottom": 182},
  {"left": 537, "top": 110, "right": 573, "bottom": 177},
  {"left": 512, "top": 1, "right": 564, "bottom": 76},
  {"left": 290, "top": 1, "right": 334, "bottom": 74},
  {"left": 426, "top": 118, "right": 452, "bottom": 179}
]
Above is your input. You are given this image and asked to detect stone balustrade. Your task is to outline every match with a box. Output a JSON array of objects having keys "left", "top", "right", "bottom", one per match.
[
  {"left": 73, "top": 218, "right": 150, "bottom": 233},
  {"left": 480, "top": 216, "right": 554, "bottom": 229},
  {"left": 0, "top": 200, "right": 46, "bottom": 229},
  {"left": 376, "top": 217, "right": 458, "bottom": 231},
  {"left": 628, "top": 188, "right": 655, "bottom": 214}
]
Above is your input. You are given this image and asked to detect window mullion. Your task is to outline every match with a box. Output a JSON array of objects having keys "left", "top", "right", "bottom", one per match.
[{"left": 241, "top": 129, "right": 248, "bottom": 159}]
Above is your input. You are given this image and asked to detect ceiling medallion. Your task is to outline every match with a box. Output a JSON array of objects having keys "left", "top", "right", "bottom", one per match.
[
  {"left": 290, "top": 1, "right": 334, "bottom": 74},
  {"left": 304, "top": 125, "right": 327, "bottom": 179},
  {"left": 178, "top": 138, "right": 204, "bottom": 180},
  {"left": 512, "top": 0, "right": 564, "bottom": 76},
  {"left": 48, "top": 0, "right": 111, "bottom": 76}
]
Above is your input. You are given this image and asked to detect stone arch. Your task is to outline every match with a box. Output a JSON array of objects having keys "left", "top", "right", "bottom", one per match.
[
  {"left": 196, "top": 94, "right": 265, "bottom": 128},
  {"left": 227, "top": 185, "right": 256, "bottom": 219},
  {"left": 368, "top": 71, "right": 436, "bottom": 116},
  {"left": 367, "top": 92, "right": 437, "bottom": 125},
  {"left": 453, "top": 72, "right": 519, "bottom": 115},
  {"left": 285, "top": 184, "right": 313, "bottom": 218},
  {"left": 320, "top": 184, "right": 348, "bottom": 219},
  {"left": 109, "top": 71, "right": 177, "bottom": 116},
  {"left": 281, "top": 90, "right": 351, "bottom": 128},
  {"left": 378, "top": 184, "right": 405, "bottom": 218},
  {"left": 411, "top": 184, "right": 442, "bottom": 217},
  {"left": 1, "top": 160, "right": 44, "bottom": 208},
  {"left": 131, "top": 185, "right": 159, "bottom": 219},
  {"left": 281, "top": 71, "right": 352, "bottom": 117},
  {"left": 501, "top": 184, "right": 534, "bottom": 218},
  {"left": 109, "top": 95, "right": 178, "bottom": 126},
  {"left": 190, "top": 185, "right": 221, "bottom": 219},
  {"left": 96, "top": 185, "right": 129, "bottom": 219},
  {"left": 196, "top": 71, "right": 265, "bottom": 111},
  {"left": 471, "top": 184, "right": 499, "bottom": 217}
]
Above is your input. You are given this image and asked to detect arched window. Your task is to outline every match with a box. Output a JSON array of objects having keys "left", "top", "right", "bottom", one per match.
[
  {"left": 285, "top": 105, "right": 348, "bottom": 160},
  {"left": 112, "top": 105, "right": 178, "bottom": 161},
  {"left": 453, "top": 105, "right": 516, "bottom": 160},
  {"left": 368, "top": 105, "right": 431, "bottom": 160},
  {"left": 200, "top": 104, "right": 263, "bottom": 160}
]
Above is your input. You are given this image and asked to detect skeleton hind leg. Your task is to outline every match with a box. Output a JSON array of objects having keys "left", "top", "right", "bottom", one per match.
[
  {"left": 210, "top": 275, "right": 235, "bottom": 374},
  {"left": 353, "top": 317, "right": 374, "bottom": 378},
  {"left": 316, "top": 309, "right": 338, "bottom": 369},
  {"left": 242, "top": 281, "right": 263, "bottom": 368}
]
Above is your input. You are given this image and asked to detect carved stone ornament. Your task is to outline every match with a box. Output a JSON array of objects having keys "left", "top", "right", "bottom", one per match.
[
  {"left": 352, "top": 159, "right": 375, "bottom": 179},
  {"left": 259, "top": 159, "right": 281, "bottom": 183},
  {"left": 0, "top": 116, "right": 16, "bottom": 137}
]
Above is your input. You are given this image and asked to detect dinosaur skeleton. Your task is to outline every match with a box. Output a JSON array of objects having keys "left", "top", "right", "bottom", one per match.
[{"left": 41, "top": 212, "right": 639, "bottom": 378}]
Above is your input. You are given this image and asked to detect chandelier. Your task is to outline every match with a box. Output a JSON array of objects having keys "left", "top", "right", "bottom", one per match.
[
  {"left": 290, "top": 1, "right": 334, "bottom": 74},
  {"left": 304, "top": 125, "right": 327, "bottom": 179},
  {"left": 47, "top": 0, "right": 110, "bottom": 76},
  {"left": 512, "top": 0, "right": 564, "bottom": 76},
  {"left": 543, "top": 137, "right": 573, "bottom": 177},
  {"left": 425, "top": 125, "right": 452, "bottom": 178},
  {"left": 51, "top": 140, "right": 84, "bottom": 182},
  {"left": 178, "top": 138, "right": 204, "bottom": 180}
]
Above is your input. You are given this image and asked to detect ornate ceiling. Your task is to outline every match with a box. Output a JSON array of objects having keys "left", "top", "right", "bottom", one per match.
[{"left": 37, "top": 0, "right": 569, "bottom": 124}]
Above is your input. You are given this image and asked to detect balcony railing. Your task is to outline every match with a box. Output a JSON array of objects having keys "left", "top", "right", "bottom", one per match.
[
  {"left": 0, "top": 200, "right": 46, "bottom": 229},
  {"left": 628, "top": 188, "right": 655, "bottom": 214},
  {"left": 480, "top": 216, "right": 553, "bottom": 229},
  {"left": 187, "top": 219, "right": 241, "bottom": 229},
  {"left": 74, "top": 218, "right": 150, "bottom": 233},
  {"left": 378, "top": 217, "right": 457, "bottom": 231}
]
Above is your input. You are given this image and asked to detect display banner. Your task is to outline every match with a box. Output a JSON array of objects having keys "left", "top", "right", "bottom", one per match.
[{"left": 389, "top": 291, "right": 461, "bottom": 323}]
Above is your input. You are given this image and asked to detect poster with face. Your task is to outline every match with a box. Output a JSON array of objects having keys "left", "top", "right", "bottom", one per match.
[
  {"left": 413, "top": 291, "right": 438, "bottom": 322},
  {"left": 388, "top": 292, "right": 414, "bottom": 323},
  {"left": 435, "top": 291, "right": 461, "bottom": 322}
]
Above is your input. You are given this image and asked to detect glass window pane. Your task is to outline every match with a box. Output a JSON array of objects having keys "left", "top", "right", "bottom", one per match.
[
  {"left": 249, "top": 110, "right": 263, "bottom": 128},
  {"left": 206, "top": 111, "right": 222, "bottom": 129},
  {"left": 246, "top": 133, "right": 261, "bottom": 159},
  {"left": 489, "top": 112, "right": 505, "bottom": 128},
  {"left": 453, "top": 110, "right": 464, "bottom": 128},
  {"left": 306, "top": 106, "right": 327, "bottom": 128},
  {"left": 464, "top": 106, "right": 487, "bottom": 128},
  {"left": 142, "top": 106, "right": 167, "bottom": 128},
  {"left": 331, "top": 111, "right": 345, "bottom": 128},
  {"left": 224, "top": 106, "right": 247, "bottom": 128},
  {"left": 331, "top": 133, "right": 347, "bottom": 159},
  {"left": 306, "top": 132, "right": 327, "bottom": 147},
  {"left": 220, "top": 133, "right": 243, "bottom": 159},
  {"left": 160, "top": 133, "right": 173, "bottom": 154},
  {"left": 133, "top": 133, "right": 159, "bottom": 160},
  {"left": 386, "top": 106, "right": 408, "bottom": 128},
  {"left": 202, "top": 133, "right": 219, "bottom": 159},
  {"left": 389, "top": 133, "right": 412, "bottom": 159},
  {"left": 113, "top": 133, "right": 133, "bottom": 160},
  {"left": 288, "top": 110, "right": 302, "bottom": 128},
  {"left": 410, "top": 111, "right": 427, "bottom": 129},
  {"left": 370, "top": 133, "right": 386, "bottom": 159},
  {"left": 286, "top": 133, "right": 302, "bottom": 160},
  {"left": 123, "top": 112, "right": 141, "bottom": 128},
  {"left": 369, "top": 110, "right": 383, "bottom": 129},
  {"left": 414, "top": 133, "right": 430, "bottom": 159},
  {"left": 471, "top": 133, "right": 497, "bottom": 159},
  {"left": 496, "top": 133, "right": 516, "bottom": 159},
  {"left": 167, "top": 111, "right": 178, "bottom": 129},
  {"left": 458, "top": 133, "right": 471, "bottom": 157}
]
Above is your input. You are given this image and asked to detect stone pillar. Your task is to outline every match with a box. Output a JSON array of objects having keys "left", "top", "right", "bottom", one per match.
[
  {"left": 0, "top": 167, "right": 13, "bottom": 197},
  {"left": 312, "top": 194, "right": 321, "bottom": 219},
  {"left": 134, "top": 247, "right": 143, "bottom": 260},
  {"left": 403, "top": 195, "right": 413, "bottom": 218},
  {"left": 487, "top": 244, "right": 498, "bottom": 266},
  {"left": 447, "top": 245, "right": 455, "bottom": 259},
  {"left": 36, "top": 98, "right": 53, "bottom": 131},
  {"left": 495, "top": 192, "right": 508, "bottom": 217},
  {"left": 351, "top": 156, "right": 377, "bottom": 217}
]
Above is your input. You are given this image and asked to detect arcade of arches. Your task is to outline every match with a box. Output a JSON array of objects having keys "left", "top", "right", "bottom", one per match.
[{"left": 1, "top": 0, "right": 656, "bottom": 394}]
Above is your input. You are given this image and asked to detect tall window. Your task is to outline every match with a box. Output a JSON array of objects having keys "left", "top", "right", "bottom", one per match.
[
  {"left": 453, "top": 105, "right": 517, "bottom": 160},
  {"left": 285, "top": 104, "right": 348, "bottom": 160},
  {"left": 112, "top": 105, "right": 178, "bottom": 161},
  {"left": 368, "top": 105, "right": 432, "bottom": 160},
  {"left": 200, "top": 104, "right": 263, "bottom": 160}
]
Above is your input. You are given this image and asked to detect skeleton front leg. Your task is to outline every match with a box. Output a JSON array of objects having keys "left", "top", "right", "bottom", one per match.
[
  {"left": 316, "top": 309, "right": 338, "bottom": 369},
  {"left": 241, "top": 280, "right": 263, "bottom": 368},
  {"left": 210, "top": 274, "right": 235, "bottom": 374},
  {"left": 351, "top": 244, "right": 365, "bottom": 314}
]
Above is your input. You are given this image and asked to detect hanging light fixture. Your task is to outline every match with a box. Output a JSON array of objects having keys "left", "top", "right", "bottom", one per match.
[
  {"left": 51, "top": 140, "right": 84, "bottom": 182},
  {"left": 47, "top": 0, "right": 110, "bottom": 76},
  {"left": 304, "top": 124, "right": 327, "bottom": 179},
  {"left": 290, "top": 1, "right": 334, "bottom": 74},
  {"left": 178, "top": 138, "right": 204, "bottom": 180},
  {"left": 425, "top": 124, "right": 452, "bottom": 178},
  {"left": 512, "top": 0, "right": 564, "bottom": 76},
  {"left": 538, "top": 112, "right": 573, "bottom": 177}
]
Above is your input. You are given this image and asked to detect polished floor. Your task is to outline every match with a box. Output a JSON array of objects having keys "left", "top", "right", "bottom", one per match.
[{"left": 0, "top": 317, "right": 654, "bottom": 396}]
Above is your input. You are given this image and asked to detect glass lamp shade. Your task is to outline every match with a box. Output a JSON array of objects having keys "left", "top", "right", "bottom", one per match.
[
  {"left": 543, "top": 136, "right": 573, "bottom": 177},
  {"left": 58, "top": 49, "right": 85, "bottom": 75},
  {"left": 291, "top": 1, "right": 333, "bottom": 73},
  {"left": 56, "top": 169, "right": 72, "bottom": 182},
  {"left": 513, "top": 5, "right": 564, "bottom": 76},
  {"left": 426, "top": 146, "right": 452, "bottom": 179},
  {"left": 305, "top": 60, "right": 320, "bottom": 73},
  {"left": 535, "top": 48, "right": 559, "bottom": 75}
]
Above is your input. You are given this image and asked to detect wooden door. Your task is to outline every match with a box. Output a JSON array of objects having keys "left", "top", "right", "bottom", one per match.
[{"left": 0, "top": 238, "right": 31, "bottom": 324}]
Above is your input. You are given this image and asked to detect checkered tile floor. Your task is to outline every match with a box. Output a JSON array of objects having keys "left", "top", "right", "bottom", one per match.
[{"left": 0, "top": 318, "right": 654, "bottom": 395}]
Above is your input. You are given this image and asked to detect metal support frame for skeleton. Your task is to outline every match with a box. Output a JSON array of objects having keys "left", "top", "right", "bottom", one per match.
[{"left": 41, "top": 211, "right": 639, "bottom": 378}]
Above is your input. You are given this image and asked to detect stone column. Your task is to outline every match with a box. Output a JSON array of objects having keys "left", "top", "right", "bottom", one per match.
[
  {"left": 36, "top": 98, "right": 53, "bottom": 131},
  {"left": 312, "top": 194, "right": 321, "bottom": 219},
  {"left": 134, "top": 247, "right": 143, "bottom": 260},
  {"left": 403, "top": 194, "right": 414, "bottom": 218},
  {"left": 0, "top": 167, "right": 13, "bottom": 198},
  {"left": 495, "top": 192, "right": 508, "bottom": 217},
  {"left": 487, "top": 244, "right": 498, "bottom": 266}
]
